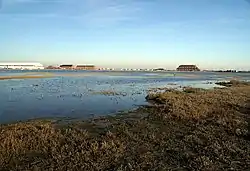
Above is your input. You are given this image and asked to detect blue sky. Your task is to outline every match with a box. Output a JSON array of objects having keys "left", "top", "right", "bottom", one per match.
[{"left": 0, "top": 0, "right": 250, "bottom": 70}]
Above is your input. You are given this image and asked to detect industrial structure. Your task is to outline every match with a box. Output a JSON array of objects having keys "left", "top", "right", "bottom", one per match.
[
  {"left": 59, "top": 64, "right": 95, "bottom": 70},
  {"left": 0, "top": 62, "right": 44, "bottom": 70},
  {"left": 176, "top": 65, "right": 200, "bottom": 71},
  {"left": 59, "top": 64, "right": 74, "bottom": 69},
  {"left": 75, "top": 65, "right": 95, "bottom": 70}
]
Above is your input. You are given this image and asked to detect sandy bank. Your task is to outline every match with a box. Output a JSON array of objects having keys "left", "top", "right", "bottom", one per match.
[{"left": 0, "top": 74, "right": 53, "bottom": 80}]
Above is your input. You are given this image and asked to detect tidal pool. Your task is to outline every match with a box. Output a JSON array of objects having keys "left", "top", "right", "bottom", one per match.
[{"left": 0, "top": 70, "right": 249, "bottom": 123}]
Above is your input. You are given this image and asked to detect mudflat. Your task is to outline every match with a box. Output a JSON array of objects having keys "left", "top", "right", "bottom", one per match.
[{"left": 0, "top": 81, "right": 249, "bottom": 170}]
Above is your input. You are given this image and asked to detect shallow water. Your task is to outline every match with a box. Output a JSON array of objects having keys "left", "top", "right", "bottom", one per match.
[{"left": 0, "top": 70, "right": 249, "bottom": 123}]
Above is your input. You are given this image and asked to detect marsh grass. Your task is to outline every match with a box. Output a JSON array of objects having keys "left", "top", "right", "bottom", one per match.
[
  {"left": 0, "top": 82, "right": 250, "bottom": 170},
  {"left": 215, "top": 80, "right": 250, "bottom": 87}
]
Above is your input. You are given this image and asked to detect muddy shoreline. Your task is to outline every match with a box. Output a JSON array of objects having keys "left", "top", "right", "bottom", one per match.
[{"left": 0, "top": 81, "right": 250, "bottom": 170}]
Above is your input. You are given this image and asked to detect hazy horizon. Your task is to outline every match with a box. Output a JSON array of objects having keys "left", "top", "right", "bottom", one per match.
[{"left": 1, "top": 0, "right": 250, "bottom": 70}]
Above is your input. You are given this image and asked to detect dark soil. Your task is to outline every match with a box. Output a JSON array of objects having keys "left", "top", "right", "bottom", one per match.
[{"left": 0, "top": 82, "right": 250, "bottom": 170}]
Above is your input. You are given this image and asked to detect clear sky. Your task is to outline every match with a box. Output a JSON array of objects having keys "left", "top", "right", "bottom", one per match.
[{"left": 0, "top": 0, "right": 250, "bottom": 70}]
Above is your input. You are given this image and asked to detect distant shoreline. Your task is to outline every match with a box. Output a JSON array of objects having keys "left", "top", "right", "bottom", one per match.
[{"left": 1, "top": 68, "right": 250, "bottom": 73}]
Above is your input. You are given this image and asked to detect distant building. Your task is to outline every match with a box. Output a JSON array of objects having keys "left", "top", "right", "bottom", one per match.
[
  {"left": 75, "top": 65, "right": 95, "bottom": 70},
  {"left": 0, "top": 62, "right": 44, "bottom": 70},
  {"left": 153, "top": 68, "right": 166, "bottom": 71},
  {"left": 177, "top": 65, "right": 200, "bottom": 71},
  {"left": 59, "top": 64, "right": 96, "bottom": 70},
  {"left": 238, "top": 71, "right": 250, "bottom": 73},
  {"left": 216, "top": 70, "right": 237, "bottom": 73},
  {"left": 59, "top": 64, "right": 74, "bottom": 69},
  {"left": 46, "top": 65, "right": 61, "bottom": 69}
]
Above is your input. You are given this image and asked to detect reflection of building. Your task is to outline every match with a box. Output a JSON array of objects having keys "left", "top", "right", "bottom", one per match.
[
  {"left": 177, "top": 65, "right": 200, "bottom": 71},
  {"left": 0, "top": 62, "right": 44, "bottom": 70},
  {"left": 76, "top": 65, "right": 95, "bottom": 70},
  {"left": 59, "top": 64, "right": 73, "bottom": 69}
]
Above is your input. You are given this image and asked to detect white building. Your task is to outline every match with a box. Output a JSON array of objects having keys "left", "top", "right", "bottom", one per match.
[{"left": 0, "top": 62, "right": 44, "bottom": 70}]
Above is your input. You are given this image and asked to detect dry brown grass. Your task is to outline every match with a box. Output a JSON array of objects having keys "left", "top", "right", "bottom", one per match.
[
  {"left": 0, "top": 121, "right": 125, "bottom": 170},
  {"left": 0, "top": 82, "right": 250, "bottom": 170},
  {"left": 146, "top": 85, "right": 249, "bottom": 121}
]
